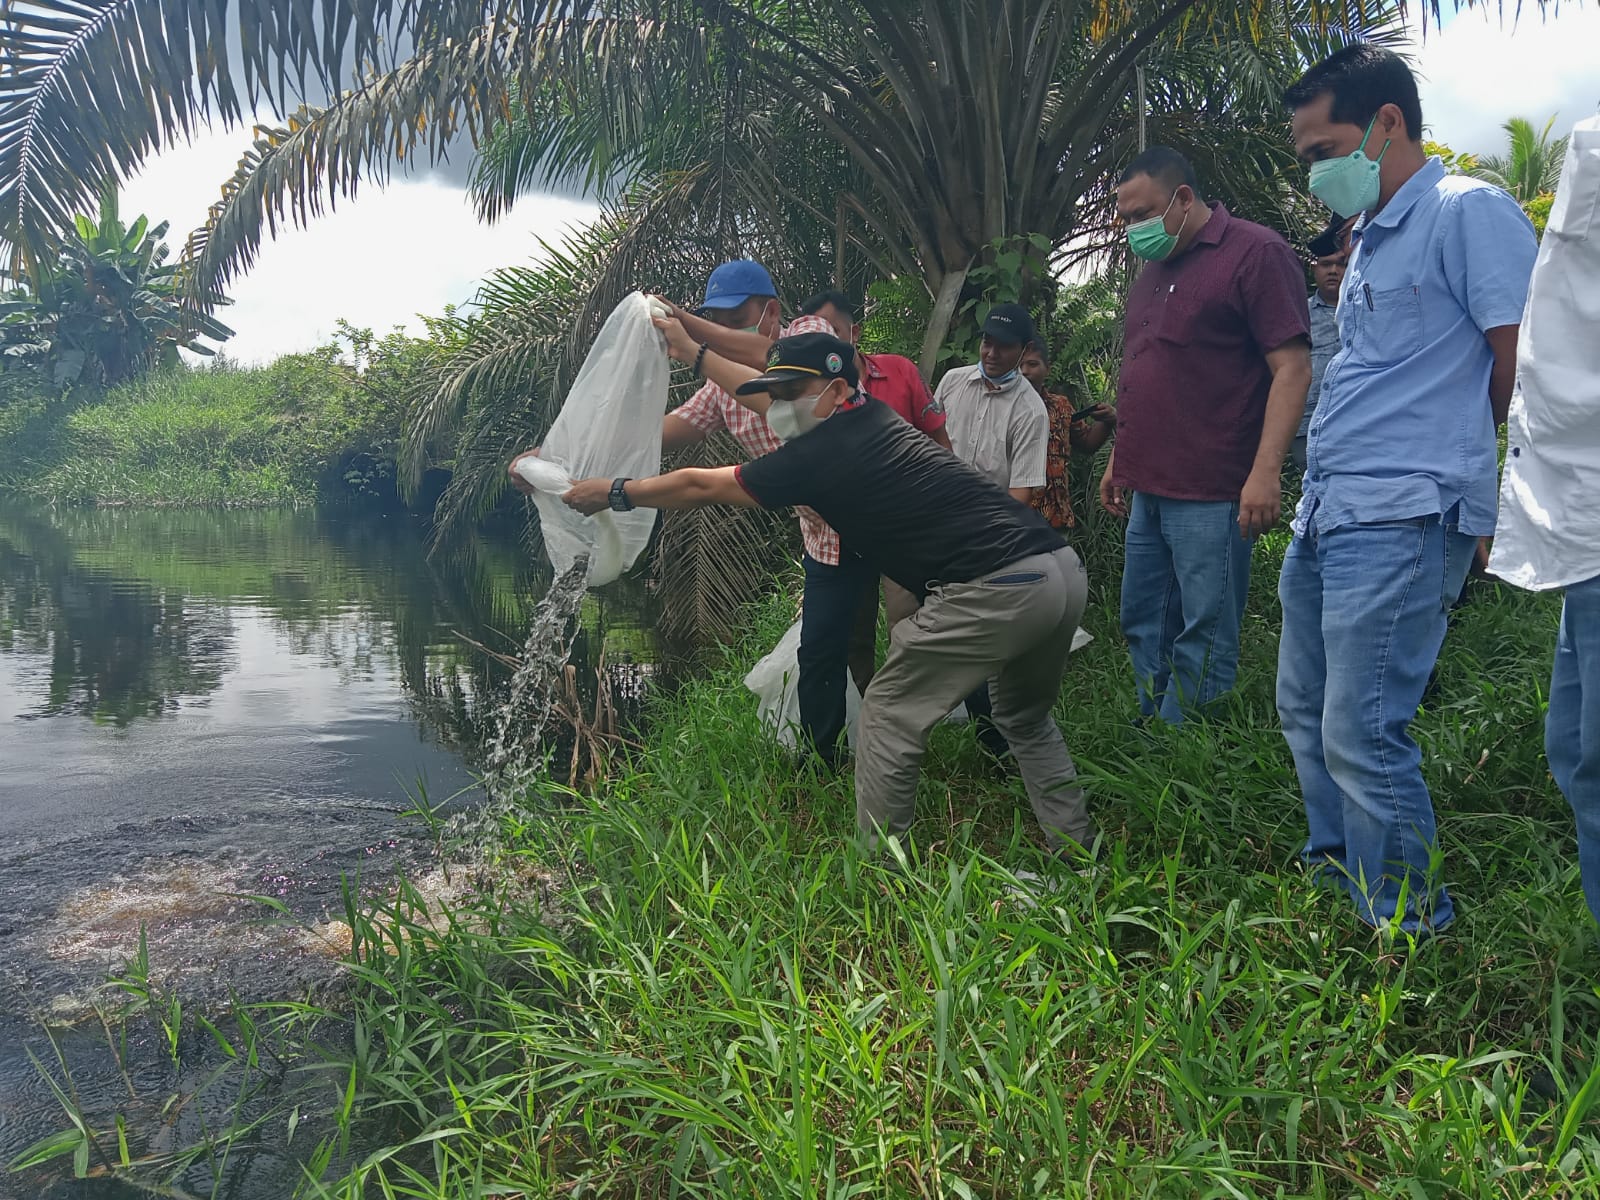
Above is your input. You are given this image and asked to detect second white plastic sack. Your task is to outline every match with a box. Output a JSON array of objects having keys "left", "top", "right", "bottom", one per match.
[{"left": 743, "top": 622, "right": 1093, "bottom": 742}]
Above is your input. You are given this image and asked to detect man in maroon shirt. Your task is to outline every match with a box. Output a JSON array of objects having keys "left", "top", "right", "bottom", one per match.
[
  {"left": 1099, "top": 147, "right": 1312, "bottom": 724},
  {"left": 797, "top": 289, "right": 952, "bottom": 687}
]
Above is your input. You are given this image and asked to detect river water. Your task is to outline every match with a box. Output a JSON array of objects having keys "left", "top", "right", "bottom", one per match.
[{"left": 0, "top": 501, "right": 619, "bottom": 1194}]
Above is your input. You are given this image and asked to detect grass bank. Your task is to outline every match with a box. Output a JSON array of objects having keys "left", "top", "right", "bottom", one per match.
[
  {"left": 0, "top": 337, "right": 411, "bottom": 507},
  {"left": 17, "top": 522, "right": 1600, "bottom": 1198}
]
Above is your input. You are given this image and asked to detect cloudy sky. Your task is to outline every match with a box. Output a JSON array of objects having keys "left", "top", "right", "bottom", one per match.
[{"left": 122, "top": 7, "right": 1600, "bottom": 364}]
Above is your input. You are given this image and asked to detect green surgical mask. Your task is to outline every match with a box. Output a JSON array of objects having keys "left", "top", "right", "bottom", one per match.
[
  {"left": 1308, "top": 115, "right": 1390, "bottom": 218},
  {"left": 1126, "top": 191, "right": 1183, "bottom": 262}
]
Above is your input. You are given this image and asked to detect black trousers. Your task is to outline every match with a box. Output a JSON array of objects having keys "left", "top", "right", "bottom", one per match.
[
  {"left": 963, "top": 682, "right": 1012, "bottom": 759},
  {"left": 798, "top": 551, "right": 878, "bottom": 765}
]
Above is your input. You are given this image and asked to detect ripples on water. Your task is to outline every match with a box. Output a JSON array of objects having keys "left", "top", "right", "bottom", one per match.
[{"left": 0, "top": 502, "right": 650, "bottom": 1196}]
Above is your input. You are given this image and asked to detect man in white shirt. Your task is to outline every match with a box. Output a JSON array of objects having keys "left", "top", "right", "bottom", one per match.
[
  {"left": 934, "top": 303, "right": 1050, "bottom": 759},
  {"left": 1488, "top": 112, "right": 1600, "bottom": 925},
  {"left": 936, "top": 303, "right": 1049, "bottom": 504}
]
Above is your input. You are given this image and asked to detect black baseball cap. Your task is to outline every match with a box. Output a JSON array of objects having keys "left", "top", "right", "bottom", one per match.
[
  {"left": 1308, "top": 214, "right": 1356, "bottom": 259},
  {"left": 735, "top": 332, "right": 860, "bottom": 395},
  {"left": 981, "top": 302, "right": 1036, "bottom": 346}
]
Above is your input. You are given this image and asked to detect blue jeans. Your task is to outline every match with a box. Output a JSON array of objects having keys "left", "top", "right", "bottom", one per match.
[
  {"left": 1276, "top": 514, "right": 1475, "bottom": 933},
  {"left": 1120, "top": 493, "right": 1253, "bottom": 723},
  {"left": 1548, "top": 574, "right": 1600, "bottom": 925},
  {"left": 799, "top": 552, "right": 878, "bottom": 765}
]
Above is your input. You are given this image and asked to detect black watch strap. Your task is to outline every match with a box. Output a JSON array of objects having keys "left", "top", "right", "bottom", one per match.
[{"left": 608, "top": 477, "right": 635, "bottom": 512}]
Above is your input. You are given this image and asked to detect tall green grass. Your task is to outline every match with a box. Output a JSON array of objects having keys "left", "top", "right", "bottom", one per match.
[
  {"left": 16, "top": 521, "right": 1600, "bottom": 1198},
  {"left": 0, "top": 348, "right": 404, "bottom": 506}
]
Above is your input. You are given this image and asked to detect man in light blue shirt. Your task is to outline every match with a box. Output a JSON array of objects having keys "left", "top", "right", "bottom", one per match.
[{"left": 1278, "top": 44, "right": 1537, "bottom": 935}]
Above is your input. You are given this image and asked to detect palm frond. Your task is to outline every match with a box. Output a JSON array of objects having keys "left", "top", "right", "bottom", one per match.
[
  {"left": 0, "top": 0, "right": 565, "bottom": 278},
  {"left": 1470, "top": 113, "right": 1569, "bottom": 202},
  {"left": 468, "top": 17, "right": 716, "bottom": 222},
  {"left": 177, "top": 31, "right": 515, "bottom": 305}
]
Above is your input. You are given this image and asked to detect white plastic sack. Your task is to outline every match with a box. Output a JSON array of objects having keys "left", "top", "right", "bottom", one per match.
[
  {"left": 744, "top": 619, "right": 864, "bottom": 749},
  {"left": 513, "top": 292, "right": 670, "bottom": 586},
  {"left": 743, "top": 621, "right": 1094, "bottom": 741}
]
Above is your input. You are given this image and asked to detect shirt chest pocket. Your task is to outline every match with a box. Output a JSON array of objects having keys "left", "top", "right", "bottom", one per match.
[
  {"left": 1158, "top": 289, "right": 1228, "bottom": 347},
  {"left": 1348, "top": 284, "right": 1422, "bottom": 366}
]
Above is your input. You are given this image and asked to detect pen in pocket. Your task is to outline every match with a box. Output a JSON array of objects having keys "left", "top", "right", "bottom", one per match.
[{"left": 1363, "top": 282, "right": 1374, "bottom": 311}]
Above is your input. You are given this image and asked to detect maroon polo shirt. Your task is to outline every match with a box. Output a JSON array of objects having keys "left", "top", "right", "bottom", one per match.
[{"left": 1109, "top": 203, "right": 1310, "bottom": 501}]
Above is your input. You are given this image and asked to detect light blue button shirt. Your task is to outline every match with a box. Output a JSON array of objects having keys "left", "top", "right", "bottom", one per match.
[{"left": 1297, "top": 157, "right": 1538, "bottom": 537}]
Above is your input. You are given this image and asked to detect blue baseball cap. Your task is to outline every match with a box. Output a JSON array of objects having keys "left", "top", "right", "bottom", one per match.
[{"left": 696, "top": 259, "right": 778, "bottom": 314}]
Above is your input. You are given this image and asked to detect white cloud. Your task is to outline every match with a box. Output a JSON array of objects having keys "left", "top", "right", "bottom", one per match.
[
  {"left": 1412, "top": 7, "right": 1600, "bottom": 156},
  {"left": 121, "top": 125, "right": 599, "bottom": 364}
]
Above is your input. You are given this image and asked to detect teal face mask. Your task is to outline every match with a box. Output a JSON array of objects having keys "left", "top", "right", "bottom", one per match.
[
  {"left": 1126, "top": 191, "right": 1182, "bottom": 262},
  {"left": 1309, "top": 115, "right": 1390, "bottom": 218}
]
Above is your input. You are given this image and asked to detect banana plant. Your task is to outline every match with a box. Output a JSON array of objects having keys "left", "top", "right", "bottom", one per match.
[{"left": 1, "top": 187, "right": 232, "bottom": 386}]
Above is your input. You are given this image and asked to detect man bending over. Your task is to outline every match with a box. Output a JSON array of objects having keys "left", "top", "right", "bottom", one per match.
[{"left": 563, "top": 330, "right": 1096, "bottom": 861}]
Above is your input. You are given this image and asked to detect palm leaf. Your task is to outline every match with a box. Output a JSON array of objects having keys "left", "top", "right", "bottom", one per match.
[
  {"left": 651, "top": 435, "right": 798, "bottom": 657},
  {"left": 177, "top": 35, "right": 505, "bottom": 305},
  {"left": 0, "top": 0, "right": 569, "bottom": 279}
]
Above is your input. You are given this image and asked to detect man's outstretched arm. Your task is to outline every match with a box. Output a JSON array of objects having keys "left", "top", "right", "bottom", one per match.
[
  {"left": 563, "top": 467, "right": 759, "bottom": 514},
  {"left": 659, "top": 302, "right": 772, "bottom": 369},
  {"left": 656, "top": 316, "right": 770, "bottom": 414}
]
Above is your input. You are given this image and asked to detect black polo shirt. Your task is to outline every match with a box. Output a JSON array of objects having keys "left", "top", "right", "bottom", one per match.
[{"left": 735, "top": 397, "right": 1062, "bottom": 595}]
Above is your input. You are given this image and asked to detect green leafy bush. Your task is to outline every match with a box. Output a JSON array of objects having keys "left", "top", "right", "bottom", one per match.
[
  {"left": 0, "top": 326, "right": 423, "bottom": 506},
  {"left": 0, "top": 188, "right": 231, "bottom": 387}
]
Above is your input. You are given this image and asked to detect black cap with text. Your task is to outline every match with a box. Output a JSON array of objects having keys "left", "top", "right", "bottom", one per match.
[
  {"left": 735, "top": 332, "right": 860, "bottom": 395},
  {"left": 980, "top": 302, "right": 1036, "bottom": 346}
]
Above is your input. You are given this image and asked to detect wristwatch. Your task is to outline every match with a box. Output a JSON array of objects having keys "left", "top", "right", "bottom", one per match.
[{"left": 608, "top": 477, "right": 634, "bottom": 512}]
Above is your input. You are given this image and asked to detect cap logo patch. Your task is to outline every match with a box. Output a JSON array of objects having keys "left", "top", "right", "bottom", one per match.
[
  {"left": 767, "top": 346, "right": 783, "bottom": 366},
  {"left": 825, "top": 352, "right": 843, "bottom": 373}
]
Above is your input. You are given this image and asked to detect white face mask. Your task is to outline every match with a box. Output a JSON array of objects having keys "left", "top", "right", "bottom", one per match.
[{"left": 767, "top": 394, "right": 824, "bottom": 443}]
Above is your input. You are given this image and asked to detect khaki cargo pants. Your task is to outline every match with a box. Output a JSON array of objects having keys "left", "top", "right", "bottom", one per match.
[{"left": 856, "top": 545, "right": 1092, "bottom": 850}]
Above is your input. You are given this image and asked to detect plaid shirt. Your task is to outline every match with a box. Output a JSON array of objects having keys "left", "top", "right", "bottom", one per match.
[{"left": 669, "top": 314, "right": 842, "bottom": 565}]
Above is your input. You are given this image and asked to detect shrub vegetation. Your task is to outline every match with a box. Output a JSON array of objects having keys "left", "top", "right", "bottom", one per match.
[{"left": 0, "top": 325, "right": 426, "bottom": 507}]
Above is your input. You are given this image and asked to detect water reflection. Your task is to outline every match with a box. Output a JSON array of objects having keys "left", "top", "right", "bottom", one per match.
[
  {"left": 0, "top": 502, "right": 539, "bottom": 741},
  {"left": 0, "top": 539, "right": 228, "bottom": 727}
]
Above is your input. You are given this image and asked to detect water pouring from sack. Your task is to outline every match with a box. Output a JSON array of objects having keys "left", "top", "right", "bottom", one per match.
[{"left": 487, "top": 293, "right": 672, "bottom": 796}]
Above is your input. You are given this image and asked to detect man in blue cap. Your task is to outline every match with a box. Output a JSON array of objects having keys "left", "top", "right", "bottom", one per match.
[{"left": 658, "top": 262, "right": 869, "bottom": 770}]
